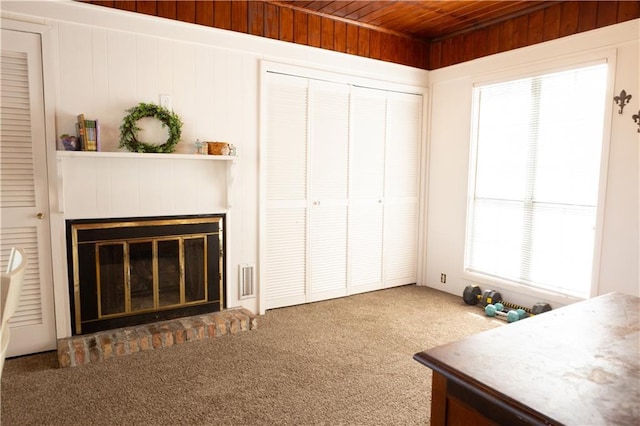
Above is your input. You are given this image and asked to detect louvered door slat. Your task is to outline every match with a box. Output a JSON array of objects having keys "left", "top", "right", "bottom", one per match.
[
  {"left": 309, "top": 206, "right": 347, "bottom": 299},
  {"left": 351, "top": 87, "right": 386, "bottom": 199},
  {"left": 0, "top": 227, "right": 43, "bottom": 326},
  {"left": 309, "top": 80, "right": 350, "bottom": 200},
  {"left": 265, "top": 208, "right": 307, "bottom": 308},
  {"left": 386, "top": 92, "right": 422, "bottom": 199},
  {"left": 349, "top": 202, "right": 384, "bottom": 291},
  {"left": 266, "top": 73, "right": 308, "bottom": 201},
  {"left": 1, "top": 50, "right": 36, "bottom": 209},
  {"left": 384, "top": 204, "right": 418, "bottom": 283}
]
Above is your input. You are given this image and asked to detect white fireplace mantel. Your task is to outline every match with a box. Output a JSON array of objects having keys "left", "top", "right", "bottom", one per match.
[{"left": 56, "top": 150, "right": 236, "bottom": 220}]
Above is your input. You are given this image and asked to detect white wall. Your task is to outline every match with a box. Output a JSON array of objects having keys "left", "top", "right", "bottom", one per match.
[
  {"left": 1, "top": 1, "right": 429, "bottom": 338},
  {"left": 424, "top": 19, "right": 640, "bottom": 309}
]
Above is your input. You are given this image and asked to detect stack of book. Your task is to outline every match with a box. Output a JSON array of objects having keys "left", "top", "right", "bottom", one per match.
[{"left": 76, "top": 114, "right": 100, "bottom": 151}]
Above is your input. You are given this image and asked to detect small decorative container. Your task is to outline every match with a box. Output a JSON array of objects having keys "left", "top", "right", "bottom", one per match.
[
  {"left": 60, "top": 134, "right": 79, "bottom": 151},
  {"left": 195, "top": 139, "right": 207, "bottom": 155},
  {"left": 207, "top": 141, "right": 230, "bottom": 155}
]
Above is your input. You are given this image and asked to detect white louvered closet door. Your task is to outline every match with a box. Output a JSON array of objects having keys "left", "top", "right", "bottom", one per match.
[
  {"left": 348, "top": 87, "right": 387, "bottom": 294},
  {"left": 308, "top": 80, "right": 350, "bottom": 302},
  {"left": 0, "top": 29, "right": 57, "bottom": 356},
  {"left": 384, "top": 92, "right": 422, "bottom": 286},
  {"left": 264, "top": 73, "right": 309, "bottom": 309}
]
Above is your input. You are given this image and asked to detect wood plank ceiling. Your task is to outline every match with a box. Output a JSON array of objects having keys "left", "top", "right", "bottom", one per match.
[
  {"left": 277, "top": 1, "right": 552, "bottom": 39},
  {"left": 86, "top": 1, "right": 640, "bottom": 70}
]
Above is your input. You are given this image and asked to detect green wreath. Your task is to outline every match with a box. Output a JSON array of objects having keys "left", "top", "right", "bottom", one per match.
[{"left": 119, "top": 102, "right": 183, "bottom": 153}]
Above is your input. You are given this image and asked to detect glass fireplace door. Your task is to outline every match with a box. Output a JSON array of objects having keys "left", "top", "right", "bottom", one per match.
[
  {"left": 129, "top": 241, "right": 154, "bottom": 312},
  {"left": 98, "top": 243, "right": 126, "bottom": 316},
  {"left": 70, "top": 215, "right": 223, "bottom": 335},
  {"left": 95, "top": 237, "right": 208, "bottom": 318}
]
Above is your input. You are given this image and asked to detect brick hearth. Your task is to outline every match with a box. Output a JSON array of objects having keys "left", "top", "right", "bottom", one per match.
[{"left": 57, "top": 308, "right": 257, "bottom": 368}]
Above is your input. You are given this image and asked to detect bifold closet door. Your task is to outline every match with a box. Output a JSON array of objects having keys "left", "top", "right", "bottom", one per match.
[
  {"left": 384, "top": 92, "right": 422, "bottom": 286},
  {"left": 348, "top": 86, "right": 387, "bottom": 294},
  {"left": 264, "top": 73, "right": 308, "bottom": 310},
  {"left": 264, "top": 75, "right": 351, "bottom": 308},
  {"left": 308, "top": 80, "right": 350, "bottom": 302},
  {"left": 264, "top": 71, "right": 423, "bottom": 309}
]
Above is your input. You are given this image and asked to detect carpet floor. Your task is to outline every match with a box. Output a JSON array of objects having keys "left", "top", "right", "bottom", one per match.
[{"left": 0, "top": 285, "right": 501, "bottom": 425}]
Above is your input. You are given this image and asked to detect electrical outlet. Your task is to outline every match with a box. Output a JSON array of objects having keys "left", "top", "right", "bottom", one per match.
[{"left": 440, "top": 273, "right": 446, "bottom": 284}]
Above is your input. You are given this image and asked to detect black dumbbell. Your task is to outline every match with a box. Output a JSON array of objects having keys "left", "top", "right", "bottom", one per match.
[
  {"left": 462, "top": 285, "right": 501, "bottom": 307},
  {"left": 462, "top": 285, "right": 552, "bottom": 316},
  {"left": 531, "top": 302, "right": 552, "bottom": 315}
]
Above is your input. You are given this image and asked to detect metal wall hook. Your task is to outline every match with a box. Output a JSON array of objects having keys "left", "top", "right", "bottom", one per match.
[
  {"left": 633, "top": 110, "right": 640, "bottom": 133},
  {"left": 614, "top": 90, "right": 632, "bottom": 114}
]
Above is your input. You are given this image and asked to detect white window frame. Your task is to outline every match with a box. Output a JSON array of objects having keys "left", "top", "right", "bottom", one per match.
[{"left": 463, "top": 49, "right": 617, "bottom": 304}]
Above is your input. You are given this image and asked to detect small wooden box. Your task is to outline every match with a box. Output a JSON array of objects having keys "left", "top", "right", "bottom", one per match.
[{"left": 207, "top": 142, "right": 229, "bottom": 155}]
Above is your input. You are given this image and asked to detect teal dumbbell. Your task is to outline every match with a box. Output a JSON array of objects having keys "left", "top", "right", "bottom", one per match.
[{"left": 485, "top": 303, "right": 520, "bottom": 323}]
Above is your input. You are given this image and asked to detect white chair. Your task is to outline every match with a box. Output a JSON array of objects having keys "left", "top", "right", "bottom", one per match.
[{"left": 0, "top": 247, "right": 27, "bottom": 377}]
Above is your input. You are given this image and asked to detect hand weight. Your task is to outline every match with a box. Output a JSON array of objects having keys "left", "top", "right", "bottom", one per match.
[{"left": 462, "top": 285, "right": 551, "bottom": 318}]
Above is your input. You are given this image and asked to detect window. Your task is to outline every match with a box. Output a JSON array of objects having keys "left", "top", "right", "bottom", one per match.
[{"left": 465, "top": 63, "right": 608, "bottom": 298}]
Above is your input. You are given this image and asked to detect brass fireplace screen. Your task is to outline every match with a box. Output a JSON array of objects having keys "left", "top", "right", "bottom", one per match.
[{"left": 67, "top": 215, "right": 224, "bottom": 335}]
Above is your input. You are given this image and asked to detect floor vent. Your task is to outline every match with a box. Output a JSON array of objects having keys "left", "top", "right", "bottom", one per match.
[{"left": 239, "top": 264, "right": 255, "bottom": 299}]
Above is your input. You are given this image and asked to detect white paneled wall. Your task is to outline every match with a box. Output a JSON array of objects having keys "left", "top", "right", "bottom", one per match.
[
  {"left": 56, "top": 23, "right": 248, "bottom": 154},
  {"left": 58, "top": 153, "right": 230, "bottom": 219}
]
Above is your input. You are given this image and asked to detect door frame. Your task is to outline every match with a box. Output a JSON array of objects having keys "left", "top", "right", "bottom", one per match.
[{"left": 2, "top": 18, "right": 69, "bottom": 340}]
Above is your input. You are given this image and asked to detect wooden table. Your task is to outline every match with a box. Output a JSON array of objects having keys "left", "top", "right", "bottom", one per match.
[{"left": 414, "top": 292, "right": 639, "bottom": 425}]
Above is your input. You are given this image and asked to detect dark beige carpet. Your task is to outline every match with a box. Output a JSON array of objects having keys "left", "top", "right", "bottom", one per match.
[{"left": 0, "top": 285, "right": 500, "bottom": 425}]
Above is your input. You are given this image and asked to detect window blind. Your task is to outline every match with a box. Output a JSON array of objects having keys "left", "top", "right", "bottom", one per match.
[{"left": 465, "top": 63, "right": 608, "bottom": 298}]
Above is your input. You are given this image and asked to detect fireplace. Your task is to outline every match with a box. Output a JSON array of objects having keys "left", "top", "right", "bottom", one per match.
[{"left": 66, "top": 215, "right": 225, "bottom": 335}]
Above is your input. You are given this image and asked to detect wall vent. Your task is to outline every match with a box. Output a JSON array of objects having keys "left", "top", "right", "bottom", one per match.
[{"left": 239, "top": 264, "right": 255, "bottom": 299}]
